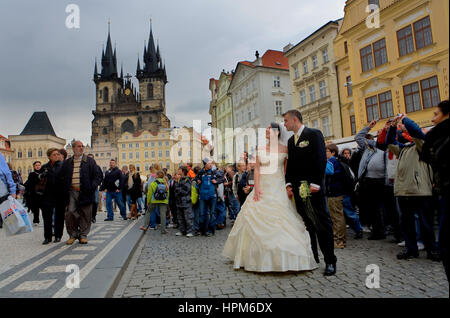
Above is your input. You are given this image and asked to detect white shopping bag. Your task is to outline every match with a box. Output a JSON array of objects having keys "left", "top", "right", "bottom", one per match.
[
  {"left": 0, "top": 196, "right": 26, "bottom": 235},
  {"left": 11, "top": 198, "right": 33, "bottom": 234}
]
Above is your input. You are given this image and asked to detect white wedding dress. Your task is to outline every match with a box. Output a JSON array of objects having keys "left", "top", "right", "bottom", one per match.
[{"left": 222, "top": 152, "right": 318, "bottom": 272}]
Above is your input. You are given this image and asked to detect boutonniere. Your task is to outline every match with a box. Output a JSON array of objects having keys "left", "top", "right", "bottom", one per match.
[{"left": 297, "top": 140, "right": 309, "bottom": 148}]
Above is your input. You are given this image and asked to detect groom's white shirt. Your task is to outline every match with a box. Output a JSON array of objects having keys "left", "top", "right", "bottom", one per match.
[{"left": 285, "top": 125, "right": 320, "bottom": 191}]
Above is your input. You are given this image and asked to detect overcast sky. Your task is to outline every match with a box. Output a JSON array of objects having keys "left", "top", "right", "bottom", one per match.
[{"left": 0, "top": 0, "right": 346, "bottom": 145}]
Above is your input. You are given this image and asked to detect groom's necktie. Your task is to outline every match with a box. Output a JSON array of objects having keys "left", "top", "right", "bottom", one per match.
[{"left": 294, "top": 133, "right": 299, "bottom": 145}]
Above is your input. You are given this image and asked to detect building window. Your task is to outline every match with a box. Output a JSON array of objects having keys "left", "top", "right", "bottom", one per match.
[
  {"left": 129, "top": 152, "right": 133, "bottom": 159},
  {"left": 350, "top": 115, "right": 356, "bottom": 135},
  {"left": 128, "top": 143, "right": 132, "bottom": 149},
  {"left": 17, "top": 151, "right": 22, "bottom": 159},
  {"left": 125, "top": 135, "right": 128, "bottom": 140},
  {"left": 151, "top": 142, "right": 155, "bottom": 147},
  {"left": 312, "top": 55, "right": 318, "bottom": 69},
  {"left": 360, "top": 44, "right": 374, "bottom": 72},
  {"left": 368, "top": 0, "right": 379, "bottom": 8},
  {"left": 275, "top": 101, "right": 283, "bottom": 116},
  {"left": 147, "top": 84, "right": 153, "bottom": 98},
  {"left": 122, "top": 144, "right": 125, "bottom": 149},
  {"left": 365, "top": 95, "right": 379, "bottom": 122},
  {"left": 158, "top": 141, "right": 162, "bottom": 147},
  {"left": 373, "top": 38, "right": 388, "bottom": 67},
  {"left": 322, "top": 48, "right": 329, "bottom": 63},
  {"left": 303, "top": 60, "right": 308, "bottom": 74},
  {"left": 144, "top": 142, "right": 148, "bottom": 147},
  {"left": 344, "top": 41, "right": 348, "bottom": 54},
  {"left": 165, "top": 141, "right": 169, "bottom": 146},
  {"left": 403, "top": 82, "right": 421, "bottom": 113},
  {"left": 312, "top": 119, "right": 319, "bottom": 129},
  {"left": 135, "top": 143, "right": 139, "bottom": 148},
  {"left": 322, "top": 117, "right": 330, "bottom": 137},
  {"left": 346, "top": 76, "right": 352, "bottom": 96},
  {"left": 28, "top": 150, "right": 32, "bottom": 158},
  {"left": 136, "top": 152, "right": 140, "bottom": 159},
  {"left": 158, "top": 150, "right": 162, "bottom": 157},
  {"left": 319, "top": 80, "right": 327, "bottom": 98},
  {"left": 145, "top": 151, "right": 149, "bottom": 159},
  {"left": 122, "top": 153, "right": 126, "bottom": 160},
  {"left": 294, "top": 66, "right": 299, "bottom": 79},
  {"left": 38, "top": 149, "right": 43, "bottom": 157},
  {"left": 151, "top": 151, "right": 155, "bottom": 158},
  {"left": 103, "top": 87, "right": 109, "bottom": 103},
  {"left": 378, "top": 91, "right": 394, "bottom": 119},
  {"left": 145, "top": 163, "right": 149, "bottom": 171},
  {"left": 421, "top": 76, "right": 440, "bottom": 109},
  {"left": 414, "top": 16, "right": 433, "bottom": 50},
  {"left": 309, "top": 85, "right": 316, "bottom": 102},
  {"left": 397, "top": 25, "right": 414, "bottom": 57},
  {"left": 300, "top": 90, "right": 307, "bottom": 106},
  {"left": 107, "top": 153, "right": 111, "bottom": 157},
  {"left": 165, "top": 150, "right": 170, "bottom": 157},
  {"left": 273, "top": 76, "right": 280, "bottom": 88}
]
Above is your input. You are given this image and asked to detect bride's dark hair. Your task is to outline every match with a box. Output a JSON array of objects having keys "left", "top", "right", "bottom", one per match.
[{"left": 269, "top": 122, "right": 281, "bottom": 140}]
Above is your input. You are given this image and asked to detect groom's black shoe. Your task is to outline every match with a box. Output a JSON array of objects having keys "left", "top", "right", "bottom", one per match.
[{"left": 324, "top": 263, "right": 336, "bottom": 276}]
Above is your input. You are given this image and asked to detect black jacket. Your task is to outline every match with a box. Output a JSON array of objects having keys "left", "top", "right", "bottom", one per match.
[
  {"left": 285, "top": 127, "right": 327, "bottom": 192},
  {"left": 175, "top": 176, "right": 192, "bottom": 208},
  {"left": 60, "top": 155, "right": 103, "bottom": 206},
  {"left": 422, "top": 118, "right": 449, "bottom": 195},
  {"left": 40, "top": 161, "right": 64, "bottom": 207},
  {"left": 127, "top": 173, "right": 142, "bottom": 202},
  {"left": 100, "top": 167, "right": 124, "bottom": 192}
]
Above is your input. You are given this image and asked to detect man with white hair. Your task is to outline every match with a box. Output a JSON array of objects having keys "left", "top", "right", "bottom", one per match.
[{"left": 60, "top": 140, "right": 103, "bottom": 244}]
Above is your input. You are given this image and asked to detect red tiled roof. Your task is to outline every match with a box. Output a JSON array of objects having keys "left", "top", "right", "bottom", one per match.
[
  {"left": 261, "top": 50, "right": 289, "bottom": 70},
  {"left": 237, "top": 50, "right": 289, "bottom": 70}
]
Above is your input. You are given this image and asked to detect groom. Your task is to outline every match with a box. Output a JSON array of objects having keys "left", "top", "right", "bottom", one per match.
[{"left": 283, "top": 110, "right": 337, "bottom": 276}]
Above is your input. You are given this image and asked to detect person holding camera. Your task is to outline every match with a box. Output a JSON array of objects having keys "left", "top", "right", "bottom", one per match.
[{"left": 24, "top": 161, "right": 43, "bottom": 225}]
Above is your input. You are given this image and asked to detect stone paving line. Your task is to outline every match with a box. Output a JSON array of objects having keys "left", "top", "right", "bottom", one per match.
[
  {"left": 0, "top": 210, "right": 138, "bottom": 298},
  {"left": 113, "top": 221, "right": 449, "bottom": 298}
]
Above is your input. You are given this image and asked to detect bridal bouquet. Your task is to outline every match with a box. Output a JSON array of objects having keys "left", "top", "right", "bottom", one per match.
[{"left": 299, "top": 181, "right": 322, "bottom": 231}]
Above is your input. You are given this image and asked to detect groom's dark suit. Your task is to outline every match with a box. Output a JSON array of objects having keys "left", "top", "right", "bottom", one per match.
[{"left": 285, "top": 126, "right": 337, "bottom": 266}]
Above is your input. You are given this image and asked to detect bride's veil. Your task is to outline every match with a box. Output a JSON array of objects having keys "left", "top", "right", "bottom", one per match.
[{"left": 278, "top": 121, "right": 294, "bottom": 146}]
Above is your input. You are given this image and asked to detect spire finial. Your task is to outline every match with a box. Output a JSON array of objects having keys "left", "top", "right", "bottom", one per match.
[{"left": 108, "top": 18, "right": 111, "bottom": 33}]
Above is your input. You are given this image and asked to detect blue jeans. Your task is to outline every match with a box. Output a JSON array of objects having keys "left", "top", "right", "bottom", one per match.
[
  {"left": 137, "top": 196, "right": 144, "bottom": 212},
  {"left": 149, "top": 205, "right": 169, "bottom": 228},
  {"left": 227, "top": 192, "right": 241, "bottom": 220},
  {"left": 213, "top": 200, "right": 227, "bottom": 226},
  {"left": 125, "top": 194, "right": 132, "bottom": 211},
  {"left": 106, "top": 191, "right": 126, "bottom": 220},
  {"left": 199, "top": 198, "right": 216, "bottom": 234},
  {"left": 193, "top": 202, "right": 200, "bottom": 232},
  {"left": 343, "top": 195, "right": 363, "bottom": 234}
]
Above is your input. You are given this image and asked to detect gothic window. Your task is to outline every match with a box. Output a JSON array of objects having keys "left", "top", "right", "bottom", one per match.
[
  {"left": 121, "top": 120, "right": 135, "bottom": 134},
  {"left": 103, "top": 87, "right": 109, "bottom": 103},
  {"left": 147, "top": 84, "right": 154, "bottom": 98}
]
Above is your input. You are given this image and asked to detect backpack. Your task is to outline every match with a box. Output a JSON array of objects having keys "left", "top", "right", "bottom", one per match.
[
  {"left": 338, "top": 159, "right": 357, "bottom": 194},
  {"left": 153, "top": 180, "right": 167, "bottom": 201}
]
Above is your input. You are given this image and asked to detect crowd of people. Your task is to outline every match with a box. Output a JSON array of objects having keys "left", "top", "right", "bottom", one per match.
[{"left": 0, "top": 100, "right": 448, "bottom": 283}]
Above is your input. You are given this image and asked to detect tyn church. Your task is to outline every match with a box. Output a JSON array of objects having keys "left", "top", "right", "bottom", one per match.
[{"left": 91, "top": 23, "right": 170, "bottom": 151}]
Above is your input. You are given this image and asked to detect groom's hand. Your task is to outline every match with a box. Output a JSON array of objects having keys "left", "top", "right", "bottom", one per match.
[{"left": 286, "top": 186, "right": 293, "bottom": 199}]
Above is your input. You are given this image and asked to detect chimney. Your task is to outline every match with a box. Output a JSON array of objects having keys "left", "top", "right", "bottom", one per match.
[{"left": 283, "top": 43, "right": 294, "bottom": 53}]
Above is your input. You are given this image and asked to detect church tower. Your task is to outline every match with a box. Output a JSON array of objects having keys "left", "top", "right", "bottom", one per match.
[{"left": 136, "top": 22, "right": 170, "bottom": 127}]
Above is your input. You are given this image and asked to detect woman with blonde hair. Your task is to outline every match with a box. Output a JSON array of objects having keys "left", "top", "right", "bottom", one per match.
[{"left": 127, "top": 164, "right": 141, "bottom": 220}]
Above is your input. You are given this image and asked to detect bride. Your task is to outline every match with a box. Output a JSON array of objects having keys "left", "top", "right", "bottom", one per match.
[{"left": 222, "top": 123, "right": 318, "bottom": 272}]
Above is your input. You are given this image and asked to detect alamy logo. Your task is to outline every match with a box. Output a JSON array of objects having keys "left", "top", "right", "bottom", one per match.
[
  {"left": 365, "top": 4, "right": 380, "bottom": 29},
  {"left": 365, "top": 264, "right": 380, "bottom": 288},
  {"left": 65, "top": 264, "right": 80, "bottom": 289},
  {"left": 65, "top": 4, "right": 80, "bottom": 29}
]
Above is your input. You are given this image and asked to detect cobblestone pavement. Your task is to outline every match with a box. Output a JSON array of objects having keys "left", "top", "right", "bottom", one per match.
[
  {"left": 113, "top": 221, "right": 449, "bottom": 298},
  {"left": 0, "top": 210, "right": 137, "bottom": 298}
]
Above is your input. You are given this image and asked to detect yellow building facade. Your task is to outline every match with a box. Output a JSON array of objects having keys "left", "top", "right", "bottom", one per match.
[
  {"left": 285, "top": 20, "right": 343, "bottom": 140},
  {"left": 117, "top": 127, "right": 208, "bottom": 176},
  {"left": 335, "top": 0, "right": 449, "bottom": 137}
]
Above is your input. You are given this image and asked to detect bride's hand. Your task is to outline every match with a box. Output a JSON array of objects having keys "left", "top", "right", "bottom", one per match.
[{"left": 253, "top": 187, "right": 262, "bottom": 201}]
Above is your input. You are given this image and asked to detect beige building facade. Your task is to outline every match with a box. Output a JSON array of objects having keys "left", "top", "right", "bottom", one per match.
[
  {"left": 8, "top": 112, "right": 65, "bottom": 180},
  {"left": 284, "top": 20, "right": 343, "bottom": 140}
]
